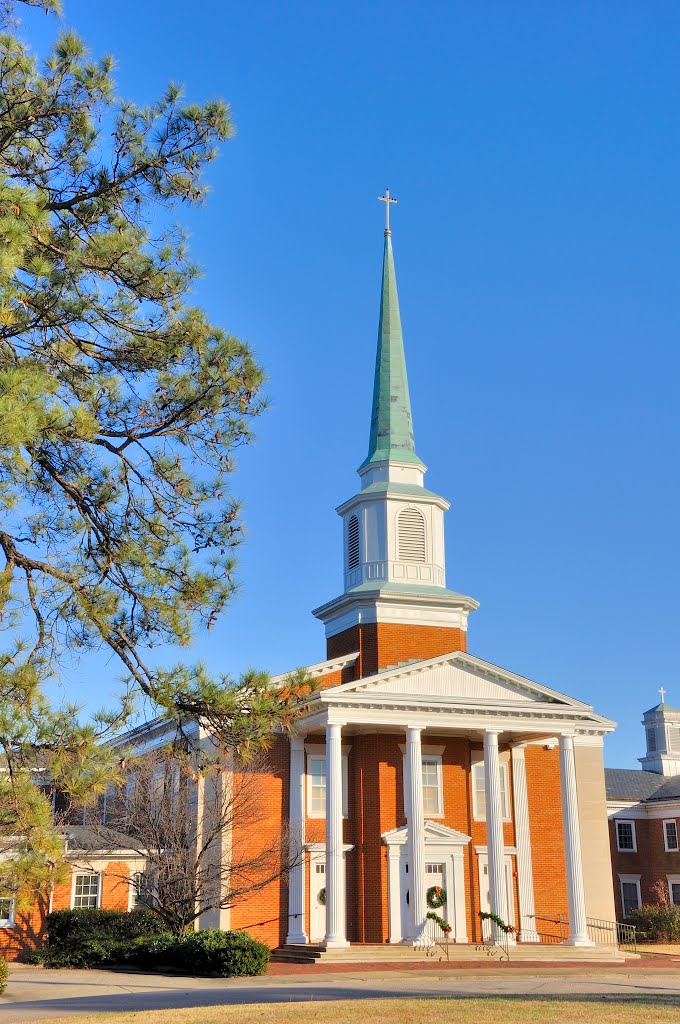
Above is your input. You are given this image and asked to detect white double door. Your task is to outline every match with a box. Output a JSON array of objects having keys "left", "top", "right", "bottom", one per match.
[
  {"left": 309, "top": 847, "right": 350, "bottom": 944},
  {"left": 477, "top": 853, "right": 516, "bottom": 934}
]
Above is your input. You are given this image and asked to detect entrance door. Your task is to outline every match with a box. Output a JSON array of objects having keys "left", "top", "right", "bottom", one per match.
[
  {"left": 310, "top": 856, "right": 326, "bottom": 943},
  {"left": 478, "top": 855, "right": 515, "bottom": 930}
]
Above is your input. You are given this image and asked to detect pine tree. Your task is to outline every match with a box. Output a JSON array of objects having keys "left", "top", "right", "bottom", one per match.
[{"left": 0, "top": 1, "right": 310, "bottom": 900}]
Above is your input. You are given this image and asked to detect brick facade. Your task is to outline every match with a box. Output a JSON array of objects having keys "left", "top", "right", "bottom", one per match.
[
  {"left": 227, "top": 728, "right": 568, "bottom": 949},
  {"left": 0, "top": 861, "right": 133, "bottom": 962},
  {"left": 327, "top": 622, "right": 467, "bottom": 676},
  {"left": 609, "top": 812, "right": 680, "bottom": 917}
]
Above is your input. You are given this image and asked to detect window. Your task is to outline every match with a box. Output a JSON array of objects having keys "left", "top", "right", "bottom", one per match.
[
  {"left": 619, "top": 877, "right": 641, "bottom": 918},
  {"left": 472, "top": 762, "right": 510, "bottom": 821},
  {"left": 421, "top": 756, "right": 443, "bottom": 817},
  {"left": 72, "top": 873, "right": 100, "bottom": 909},
  {"left": 347, "top": 515, "right": 360, "bottom": 570},
  {"left": 425, "top": 863, "right": 445, "bottom": 874},
  {"left": 130, "top": 871, "right": 156, "bottom": 910},
  {"left": 0, "top": 898, "right": 14, "bottom": 927},
  {"left": 664, "top": 820, "right": 679, "bottom": 852},
  {"left": 102, "top": 785, "right": 115, "bottom": 825},
  {"left": 669, "top": 878, "right": 680, "bottom": 907},
  {"left": 616, "top": 820, "right": 636, "bottom": 852},
  {"left": 646, "top": 727, "right": 657, "bottom": 753},
  {"left": 397, "top": 508, "right": 426, "bottom": 563},
  {"left": 306, "top": 753, "right": 348, "bottom": 819}
]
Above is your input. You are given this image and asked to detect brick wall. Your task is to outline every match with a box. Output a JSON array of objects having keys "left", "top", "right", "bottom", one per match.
[
  {"left": 609, "top": 813, "right": 680, "bottom": 916},
  {"left": 0, "top": 861, "right": 132, "bottom": 962},
  {"left": 525, "top": 745, "right": 569, "bottom": 940},
  {"left": 327, "top": 622, "right": 466, "bottom": 678}
]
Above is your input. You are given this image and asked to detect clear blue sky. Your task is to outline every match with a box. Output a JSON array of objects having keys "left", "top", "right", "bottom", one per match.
[{"left": 23, "top": 1, "right": 680, "bottom": 768}]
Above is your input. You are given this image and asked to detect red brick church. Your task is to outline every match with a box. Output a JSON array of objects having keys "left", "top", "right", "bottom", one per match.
[
  {"left": 223, "top": 210, "right": 617, "bottom": 951},
  {"left": 1, "top": 208, "right": 620, "bottom": 960}
]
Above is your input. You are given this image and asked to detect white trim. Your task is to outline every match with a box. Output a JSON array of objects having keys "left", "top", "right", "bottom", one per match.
[
  {"left": 0, "top": 896, "right": 15, "bottom": 928},
  {"left": 667, "top": 874, "right": 680, "bottom": 907},
  {"left": 618, "top": 874, "right": 641, "bottom": 917},
  {"left": 270, "top": 653, "right": 359, "bottom": 687},
  {"left": 420, "top": 753, "right": 444, "bottom": 818},
  {"left": 306, "top": 751, "right": 349, "bottom": 819},
  {"left": 71, "top": 871, "right": 101, "bottom": 909},
  {"left": 664, "top": 819, "right": 679, "bottom": 852},
  {"left": 615, "top": 819, "right": 637, "bottom": 853},
  {"left": 471, "top": 759, "right": 511, "bottom": 822}
]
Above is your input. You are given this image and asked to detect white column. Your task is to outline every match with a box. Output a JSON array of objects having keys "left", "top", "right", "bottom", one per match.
[
  {"left": 405, "top": 725, "right": 427, "bottom": 944},
  {"left": 559, "top": 734, "right": 594, "bottom": 946},
  {"left": 286, "top": 735, "right": 307, "bottom": 945},
  {"left": 483, "top": 730, "right": 508, "bottom": 942},
  {"left": 510, "top": 745, "right": 539, "bottom": 943},
  {"left": 325, "top": 722, "right": 348, "bottom": 947}
]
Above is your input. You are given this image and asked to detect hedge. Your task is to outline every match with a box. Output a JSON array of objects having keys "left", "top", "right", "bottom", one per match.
[
  {"left": 35, "top": 926, "right": 270, "bottom": 976},
  {"left": 0, "top": 957, "right": 8, "bottom": 995},
  {"left": 625, "top": 905, "right": 680, "bottom": 942},
  {"left": 46, "top": 908, "right": 164, "bottom": 949}
]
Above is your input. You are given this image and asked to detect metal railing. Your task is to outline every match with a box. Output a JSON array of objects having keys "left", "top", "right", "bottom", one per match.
[
  {"left": 477, "top": 915, "right": 511, "bottom": 961},
  {"left": 586, "top": 916, "right": 637, "bottom": 951}
]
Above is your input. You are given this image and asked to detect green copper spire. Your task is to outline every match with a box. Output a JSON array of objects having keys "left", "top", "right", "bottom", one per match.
[{"left": 360, "top": 231, "right": 422, "bottom": 470}]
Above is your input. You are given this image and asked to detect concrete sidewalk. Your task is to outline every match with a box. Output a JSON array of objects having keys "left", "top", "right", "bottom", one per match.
[{"left": 3, "top": 964, "right": 680, "bottom": 1024}]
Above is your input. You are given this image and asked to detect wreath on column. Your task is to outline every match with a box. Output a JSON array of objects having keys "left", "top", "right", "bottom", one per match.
[
  {"left": 318, "top": 888, "right": 326, "bottom": 906},
  {"left": 426, "top": 885, "right": 447, "bottom": 909}
]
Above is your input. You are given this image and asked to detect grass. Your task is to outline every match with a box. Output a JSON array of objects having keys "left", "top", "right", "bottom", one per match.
[{"left": 31, "top": 997, "right": 680, "bottom": 1024}]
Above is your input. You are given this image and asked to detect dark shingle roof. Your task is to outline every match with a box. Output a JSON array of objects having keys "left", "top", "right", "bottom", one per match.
[
  {"left": 647, "top": 777, "right": 680, "bottom": 802},
  {"left": 605, "top": 768, "right": 667, "bottom": 801}
]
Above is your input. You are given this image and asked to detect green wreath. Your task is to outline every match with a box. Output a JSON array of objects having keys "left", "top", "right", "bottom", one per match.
[
  {"left": 426, "top": 885, "right": 447, "bottom": 909},
  {"left": 318, "top": 887, "right": 326, "bottom": 906}
]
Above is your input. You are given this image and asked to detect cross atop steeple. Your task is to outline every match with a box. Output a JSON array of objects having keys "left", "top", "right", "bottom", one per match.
[
  {"left": 659, "top": 687, "right": 667, "bottom": 704},
  {"left": 378, "top": 188, "right": 397, "bottom": 236}
]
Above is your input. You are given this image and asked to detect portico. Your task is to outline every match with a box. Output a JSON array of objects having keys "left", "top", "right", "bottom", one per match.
[{"left": 285, "top": 649, "right": 613, "bottom": 949}]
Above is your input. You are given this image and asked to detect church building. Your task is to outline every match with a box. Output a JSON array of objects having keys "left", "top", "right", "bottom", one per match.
[
  {"left": 223, "top": 205, "right": 618, "bottom": 951},
  {"left": 0, "top": 203, "right": 622, "bottom": 962}
]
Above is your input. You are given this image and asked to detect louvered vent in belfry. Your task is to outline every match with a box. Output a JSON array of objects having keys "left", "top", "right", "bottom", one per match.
[
  {"left": 347, "top": 515, "right": 360, "bottom": 570},
  {"left": 397, "top": 508, "right": 426, "bottom": 562}
]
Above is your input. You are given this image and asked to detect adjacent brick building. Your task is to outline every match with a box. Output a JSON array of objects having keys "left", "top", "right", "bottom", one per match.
[{"left": 606, "top": 698, "right": 680, "bottom": 919}]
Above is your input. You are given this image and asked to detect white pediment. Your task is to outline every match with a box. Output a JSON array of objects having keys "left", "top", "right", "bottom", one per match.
[
  {"left": 339, "top": 651, "right": 588, "bottom": 709},
  {"left": 382, "top": 821, "right": 472, "bottom": 846}
]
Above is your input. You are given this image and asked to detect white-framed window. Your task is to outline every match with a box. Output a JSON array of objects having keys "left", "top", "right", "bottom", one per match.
[
  {"left": 130, "top": 870, "right": 156, "bottom": 911},
  {"left": 619, "top": 875, "right": 641, "bottom": 918},
  {"left": 616, "top": 820, "right": 637, "bottom": 852},
  {"left": 422, "top": 755, "right": 444, "bottom": 817},
  {"left": 306, "top": 754, "right": 348, "bottom": 819},
  {"left": 472, "top": 762, "right": 510, "bottom": 821},
  {"left": 102, "top": 785, "right": 115, "bottom": 825},
  {"left": 664, "top": 820, "right": 679, "bottom": 852},
  {"left": 668, "top": 876, "right": 680, "bottom": 907},
  {"left": 0, "top": 897, "right": 15, "bottom": 928},
  {"left": 72, "top": 872, "right": 100, "bottom": 909}
]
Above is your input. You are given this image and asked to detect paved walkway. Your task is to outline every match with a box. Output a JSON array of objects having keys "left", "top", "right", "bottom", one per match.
[{"left": 2, "top": 963, "right": 680, "bottom": 1024}]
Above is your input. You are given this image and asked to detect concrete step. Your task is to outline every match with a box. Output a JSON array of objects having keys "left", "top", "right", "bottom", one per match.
[{"left": 271, "top": 943, "right": 633, "bottom": 965}]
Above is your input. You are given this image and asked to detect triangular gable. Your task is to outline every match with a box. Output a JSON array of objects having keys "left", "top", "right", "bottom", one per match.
[
  {"left": 382, "top": 821, "right": 472, "bottom": 846},
  {"left": 337, "top": 650, "right": 590, "bottom": 709}
]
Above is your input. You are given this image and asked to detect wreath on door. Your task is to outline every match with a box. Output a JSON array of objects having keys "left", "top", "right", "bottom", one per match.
[
  {"left": 318, "top": 887, "right": 326, "bottom": 906},
  {"left": 426, "top": 885, "right": 447, "bottom": 909}
]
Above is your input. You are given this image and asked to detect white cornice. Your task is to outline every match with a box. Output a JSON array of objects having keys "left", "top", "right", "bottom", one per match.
[{"left": 270, "top": 652, "right": 359, "bottom": 686}]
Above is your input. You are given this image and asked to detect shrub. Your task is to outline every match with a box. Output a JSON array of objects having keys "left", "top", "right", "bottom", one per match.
[
  {"left": 46, "top": 908, "right": 163, "bottom": 950},
  {"left": 125, "top": 929, "right": 270, "bottom": 976},
  {"left": 173, "top": 930, "right": 270, "bottom": 976},
  {"left": 626, "top": 905, "right": 680, "bottom": 942},
  {"left": 0, "top": 957, "right": 8, "bottom": 995}
]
